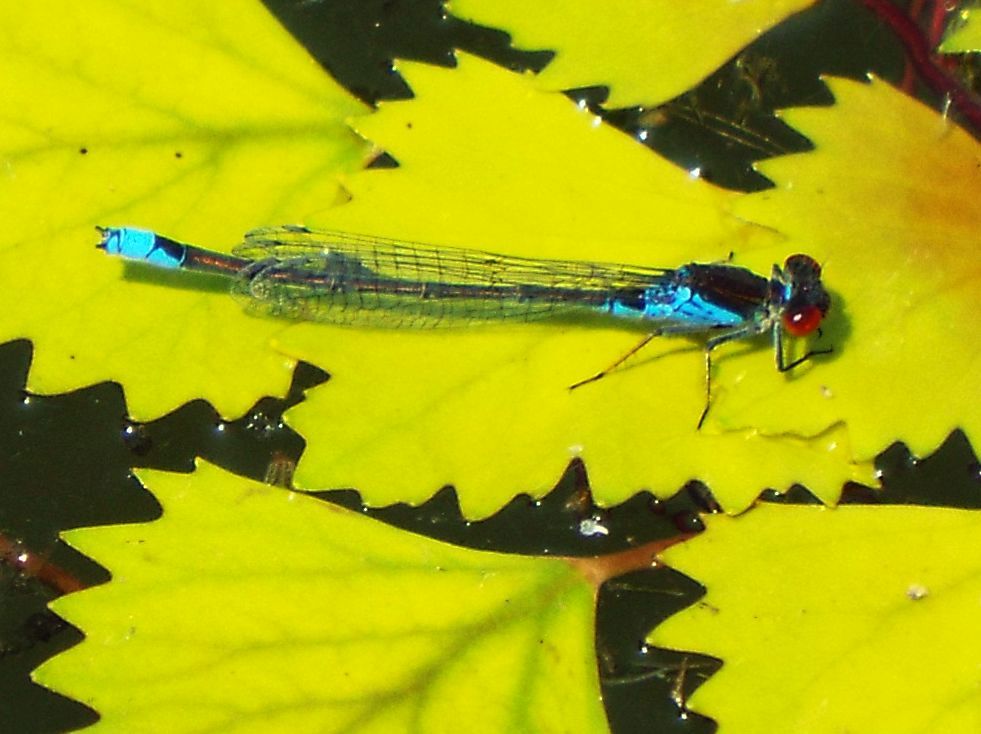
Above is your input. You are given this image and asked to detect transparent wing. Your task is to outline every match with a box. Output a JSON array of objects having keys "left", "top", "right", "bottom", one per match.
[{"left": 231, "top": 225, "right": 674, "bottom": 328}]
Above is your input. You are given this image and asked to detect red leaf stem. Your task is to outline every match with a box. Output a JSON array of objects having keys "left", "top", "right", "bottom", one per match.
[{"left": 858, "top": 0, "right": 981, "bottom": 134}]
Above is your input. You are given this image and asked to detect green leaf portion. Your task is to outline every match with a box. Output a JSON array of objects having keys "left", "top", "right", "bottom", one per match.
[
  {"left": 0, "top": 1, "right": 367, "bottom": 418},
  {"left": 650, "top": 505, "right": 981, "bottom": 733},
  {"left": 940, "top": 7, "right": 981, "bottom": 52},
  {"left": 34, "top": 462, "right": 608, "bottom": 733}
]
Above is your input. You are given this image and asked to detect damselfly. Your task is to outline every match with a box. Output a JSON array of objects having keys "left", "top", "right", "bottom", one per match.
[{"left": 98, "top": 225, "right": 832, "bottom": 427}]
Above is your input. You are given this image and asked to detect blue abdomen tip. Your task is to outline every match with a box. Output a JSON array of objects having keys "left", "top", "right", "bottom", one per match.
[{"left": 98, "top": 227, "right": 184, "bottom": 269}]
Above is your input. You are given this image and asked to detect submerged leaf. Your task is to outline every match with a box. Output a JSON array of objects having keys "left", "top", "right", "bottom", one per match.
[
  {"left": 448, "top": 0, "right": 819, "bottom": 107},
  {"left": 649, "top": 504, "right": 981, "bottom": 733},
  {"left": 0, "top": 1, "right": 367, "bottom": 417},
  {"left": 35, "top": 462, "right": 607, "bottom": 733}
]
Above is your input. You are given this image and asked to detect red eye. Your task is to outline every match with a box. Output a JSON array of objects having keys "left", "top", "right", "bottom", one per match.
[{"left": 782, "top": 305, "right": 824, "bottom": 336}]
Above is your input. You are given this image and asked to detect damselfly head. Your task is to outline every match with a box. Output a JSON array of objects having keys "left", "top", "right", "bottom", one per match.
[
  {"left": 780, "top": 254, "right": 831, "bottom": 337},
  {"left": 782, "top": 253, "right": 823, "bottom": 280}
]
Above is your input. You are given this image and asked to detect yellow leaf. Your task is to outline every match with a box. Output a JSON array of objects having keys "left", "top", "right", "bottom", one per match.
[
  {"left": 732, "top": 76, "right": 981, "bottom": 460},
  {"left": 649, "top": 505, "right": 981, "bottom": 733},
  {"left": 0, "top": 1, "right": 368, "bottom": 418},
  {"left": 34, "top": 462, "right": 608, "bottom": 733},
  {"left": 448, "top": 0, "right": 819, "bottom": 107},
  {"left": 273, "top": 53, "right": 870, "bottom": 518}
]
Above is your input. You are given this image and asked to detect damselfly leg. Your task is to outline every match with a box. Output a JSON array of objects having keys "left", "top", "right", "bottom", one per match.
[
  {"left": 773, "top": 323, "right": 834, "bottom": 373},
  {"left": 570, "top": 320, "right": 832, "bottom": 430},
  {"left": 567, "top": 331, "right": 661, "bottom": 390}
]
